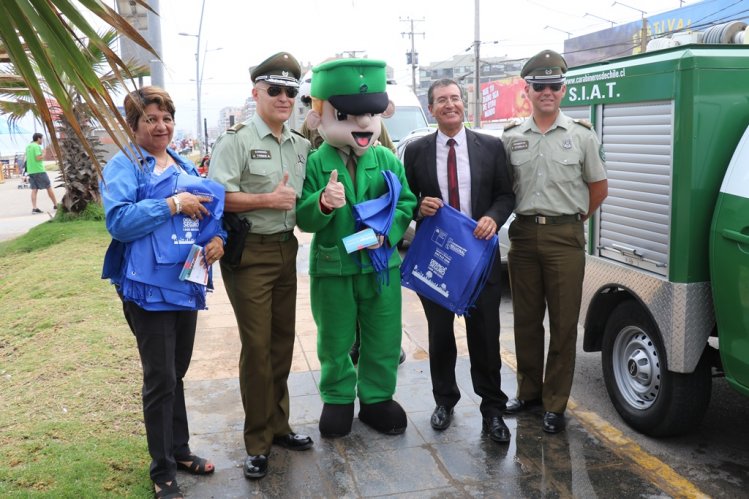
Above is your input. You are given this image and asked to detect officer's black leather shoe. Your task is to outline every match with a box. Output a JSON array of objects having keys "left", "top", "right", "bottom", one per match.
[
  {"left": 272, "top": 432, "right": 313, "bottom": 451},
  {"left": 243, "top": 454, "right": 268, "bottom": 479},
  {"left": 430, "top": 405, "right": 454, "bottom": 431},
  {"left": 504, "top": 398, "right": 542, "bottom": 415},
  {"left": 399, "top": 348, "right": 406, "bottom": 365},
  {"left": 482, "top": 416, "right": 511, "bottom": 443},
  {"left": 542, "top": 411, "right": 566, "bottom": 434}
]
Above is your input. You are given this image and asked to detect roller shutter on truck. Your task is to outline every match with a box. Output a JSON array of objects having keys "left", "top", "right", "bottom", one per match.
[{"left": 597, "top": 102, "right": 673, "bottom": 276}]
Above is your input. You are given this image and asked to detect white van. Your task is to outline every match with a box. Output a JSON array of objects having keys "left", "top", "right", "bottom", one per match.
[{"left": 383, "top": 83, "right": 430, "bottom": 144}]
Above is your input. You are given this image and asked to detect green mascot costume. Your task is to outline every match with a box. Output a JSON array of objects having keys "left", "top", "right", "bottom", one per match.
[{"left": 296, "top": 59, "right": 416, "bottom": 437}]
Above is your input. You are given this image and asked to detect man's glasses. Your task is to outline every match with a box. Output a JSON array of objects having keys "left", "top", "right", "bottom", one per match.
[
  {"left": 434, "top": 95, "right": 463, "bottom": 106},
  {"left": 531, "top": 83, "right": 563, "bottom": 92},
  {"left": 261, "top": 86, "right": 299, "bottom": 98}
]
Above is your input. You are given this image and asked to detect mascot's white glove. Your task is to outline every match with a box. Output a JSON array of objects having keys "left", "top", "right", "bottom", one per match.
[{"left": 321, "top": 169, "right": 346, "bottom": 209}]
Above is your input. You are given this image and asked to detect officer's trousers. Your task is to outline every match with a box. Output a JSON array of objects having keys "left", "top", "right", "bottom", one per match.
[
  {"left": 221, "top": 236, "right": 297, "bottom": 456},
  {"left": 507, "top": 219, "right": 585, "bottom": 413}
]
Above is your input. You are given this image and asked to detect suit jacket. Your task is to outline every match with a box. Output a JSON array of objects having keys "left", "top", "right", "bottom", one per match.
[{"left": 404, "top": 128, "right": 515, "bottom": 283}]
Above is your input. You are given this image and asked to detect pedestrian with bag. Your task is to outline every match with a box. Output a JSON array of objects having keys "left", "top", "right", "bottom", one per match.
[
  {"left": 404, "top": 78, "right": 515, "bottom": 443},
  {"left": 101, "top": 86, "right": 225, "bottom": 499}
]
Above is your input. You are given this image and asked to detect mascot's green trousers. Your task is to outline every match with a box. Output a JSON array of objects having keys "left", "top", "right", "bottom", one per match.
[{"left": 296, "top": 143, "right": 416, "bottom": 437}]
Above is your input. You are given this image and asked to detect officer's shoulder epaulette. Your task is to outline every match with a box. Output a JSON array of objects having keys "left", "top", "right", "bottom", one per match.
[
  {"left": 504, "top": 120, "right": 522, "bottom": 131},
  {"left": 291, "top": 129, "right": 306, "bottom": 138},
  {"left": 574, "top": 119, "right": 593, "bottom": 130},
  {"left": 226, "top": 122, "right": 246, "bottom": 134}
]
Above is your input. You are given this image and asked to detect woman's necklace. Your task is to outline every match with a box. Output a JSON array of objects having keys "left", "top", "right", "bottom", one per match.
[{"left": 154, "top": 156, "right": 175, "bottom": 174}]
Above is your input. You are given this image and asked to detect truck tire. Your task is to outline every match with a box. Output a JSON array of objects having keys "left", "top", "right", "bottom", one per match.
[{"left": 602, "top": 300, "right": 711, "bottom": 437}]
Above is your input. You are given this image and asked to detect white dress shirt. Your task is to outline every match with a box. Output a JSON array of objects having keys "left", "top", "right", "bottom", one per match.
[{"left": 436, "top": 127, "right": 472, "bottom": 218}]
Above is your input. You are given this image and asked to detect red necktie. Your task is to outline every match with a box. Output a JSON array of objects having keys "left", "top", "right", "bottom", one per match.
[{"left": 446, "top": 138, "right": 460, "bottom": 209}]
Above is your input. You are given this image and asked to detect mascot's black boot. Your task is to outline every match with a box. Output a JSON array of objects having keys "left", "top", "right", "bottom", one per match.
[
  {"left": 359, "top": 399, "right": 407, "bottom": 435},
  {"left": 319, "top": 403, "right": 355, "bottom": 438}
]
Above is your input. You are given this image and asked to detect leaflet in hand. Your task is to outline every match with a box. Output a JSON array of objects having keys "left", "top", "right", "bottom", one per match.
[
  {"left": 342, "top": 228, "right": 379, "bottom": 254},
  {"left": 179, "top": 244, "right": 209, "bottom": 285}
]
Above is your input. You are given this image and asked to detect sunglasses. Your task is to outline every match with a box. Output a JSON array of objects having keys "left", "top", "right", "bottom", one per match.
[
  {"left": 531, "top": 83, "right": 563, "bottom": 92},
  {"left": 261, "top": 85, "right": 299, "bottom": 98}
]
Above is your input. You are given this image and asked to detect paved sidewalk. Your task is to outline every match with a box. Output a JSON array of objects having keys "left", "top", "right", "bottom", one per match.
[
  {"left": 0, "top": 175, "right": 64, "bottom": 242},
  {"left": 179, "top": 230, "right": 663, "bottom": 498}
]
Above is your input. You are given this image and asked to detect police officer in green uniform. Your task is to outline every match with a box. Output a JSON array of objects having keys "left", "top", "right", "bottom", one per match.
[
  {"left": 208, "top": 51, "right": 312, "bottom": 479},
  {"left": 502, "top": 49, "right": 608, "bottom": 433}
]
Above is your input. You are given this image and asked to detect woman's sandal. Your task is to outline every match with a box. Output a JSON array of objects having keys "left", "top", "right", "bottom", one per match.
[
  {"left": 175, "top": 454, "right": 215, "bottom": 475},
  {"left": 154, "top": 480, "right": 183, "bottom": 499}
]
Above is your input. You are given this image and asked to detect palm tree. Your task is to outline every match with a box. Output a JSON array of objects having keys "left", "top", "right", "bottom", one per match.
[
  {"left": 0, "top": 0, "right": 155, "bottom": 201},
  {"left": 1, "top": 30, "right": 148, "bottom": 212}
]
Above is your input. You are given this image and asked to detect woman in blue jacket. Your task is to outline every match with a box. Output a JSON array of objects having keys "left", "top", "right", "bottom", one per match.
[{"left": 101, "top": 86, "right": 225, "bottom": 499}]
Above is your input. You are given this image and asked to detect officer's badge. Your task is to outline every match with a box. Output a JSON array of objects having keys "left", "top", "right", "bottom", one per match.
[
  {"left": 563, "top": 138, "right": 572, "bottom": 150},
  {"left": 511, "top": 140, "right": 529, "bottom": 151},
  {"left": 251, "top": 149, "right": 272, "bottom": 159}
]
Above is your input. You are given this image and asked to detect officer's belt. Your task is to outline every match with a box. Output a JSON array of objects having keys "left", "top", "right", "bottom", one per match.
[
  {"left": 516, "top": 214, "right": 582, "bottom": 225},
  {"left": 245, "top": 231, "right": 294, "bottom": 243}
]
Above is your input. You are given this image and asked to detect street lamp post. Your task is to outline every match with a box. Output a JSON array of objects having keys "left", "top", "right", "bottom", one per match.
[
  {"left": 178, "top": 0, "right": 206, "bottom": 153},
  {"left": 544, "top": 25, "right": 573, "bottom": 39},
  {"left": 612, "top": 1, "right": 648, "bottom": 53},
  {"left": 584, "top": 12, "right": 616, "bottom": 27}
]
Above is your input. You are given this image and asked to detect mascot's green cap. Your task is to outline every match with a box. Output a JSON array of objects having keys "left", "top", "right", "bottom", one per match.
[{"left": 311, "top": 58, "right": 389, "bottom": 115}]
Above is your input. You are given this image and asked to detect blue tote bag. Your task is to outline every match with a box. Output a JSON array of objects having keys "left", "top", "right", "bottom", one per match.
[{"left": 400, "top": 204, "right": 498, "bottom": 316}]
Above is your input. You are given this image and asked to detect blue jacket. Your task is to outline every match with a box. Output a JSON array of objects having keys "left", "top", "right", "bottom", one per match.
[{"left": 101, "top": 146, "right": 226, "bottom": 311}]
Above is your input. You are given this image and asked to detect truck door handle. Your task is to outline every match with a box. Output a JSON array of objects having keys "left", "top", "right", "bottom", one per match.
[
  {"left": 611, "top": 243, "right": 643, "bottom": 258},
  {"left": 721, "top": 229, "right": 749, "bottom": 245}
]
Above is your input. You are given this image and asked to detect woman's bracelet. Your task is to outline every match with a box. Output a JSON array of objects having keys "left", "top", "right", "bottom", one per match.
[{"left": 172, "top": 195, "right": 182, "bottom": 214}]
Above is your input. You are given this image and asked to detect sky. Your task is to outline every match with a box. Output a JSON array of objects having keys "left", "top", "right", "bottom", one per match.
[
  {"left": 136, "top": 0, "right": 697, "bottom": 137},
  {"left": 0, "top": 0, "right": 709, "bottom": 157}
]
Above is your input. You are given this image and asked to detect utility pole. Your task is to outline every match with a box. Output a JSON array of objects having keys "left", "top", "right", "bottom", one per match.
[
  {"left": 146, "top": 0, "right": 164, "bottom": 87},
  {"left": 473, "top": 0, "right": 481, "bottom": 128},
  {"left": 400, "top": 17, "right": 424, "bottom": 92}
]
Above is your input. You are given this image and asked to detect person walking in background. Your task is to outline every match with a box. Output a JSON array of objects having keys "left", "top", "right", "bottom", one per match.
[
  {"left": 404, "top": 78, "right": 515, "bottom": 444},
  {"left": 101, "top": 86, "right": 225, "bottom": 499},
  {"left": 25, "top": 133, "right": 57, "bottom": 213},
  {"left": 208, "top": 52, "right": 313, "bottom": 480},
  {"left": 502, "top": 50, "right": 608, "bottom": 434}
]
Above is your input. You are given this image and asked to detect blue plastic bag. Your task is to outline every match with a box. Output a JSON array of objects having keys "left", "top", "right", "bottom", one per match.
[{"left": 400, "top": 204, "right": 498, "bottom": 316}]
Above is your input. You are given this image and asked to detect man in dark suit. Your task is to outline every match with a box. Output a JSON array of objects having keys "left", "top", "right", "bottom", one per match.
[{"left": 404, "top": 78, "right": 515, "bottom": 443}]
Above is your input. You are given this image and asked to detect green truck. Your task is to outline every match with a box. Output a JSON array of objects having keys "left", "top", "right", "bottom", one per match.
[{"left": 561, "top": 45, "right": 749, "bottom": 436}]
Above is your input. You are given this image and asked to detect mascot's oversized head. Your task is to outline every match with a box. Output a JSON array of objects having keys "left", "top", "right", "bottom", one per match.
[{"left": 305, "top": 58, "right": 395, "bottom": 156}]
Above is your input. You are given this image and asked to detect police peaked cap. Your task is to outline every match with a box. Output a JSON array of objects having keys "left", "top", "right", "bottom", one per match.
[
  {"left": 311, "top": 58, "right": 389, "bottom": 115},
  {"left": 250, "top": 52, "right": 301, "bottom": 87},
  {"left": 521, "top": 49, "right": 568, "bottom": 84}
]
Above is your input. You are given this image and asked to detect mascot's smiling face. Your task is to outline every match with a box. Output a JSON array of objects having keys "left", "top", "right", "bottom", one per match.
[
  {"left": 307, "top": 58, "right": 394, "bottom": 156},
  {"left": 317, "top": 101, "right": 387, "bottom": 156}
]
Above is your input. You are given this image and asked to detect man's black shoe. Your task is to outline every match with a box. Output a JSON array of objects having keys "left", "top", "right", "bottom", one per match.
[
  {"left": 504, "top": 398, "right": 542, "bottom": 415},
  {"left": 272, "top": 432, "right": 313, "bottom": 451},
  {"left": 243, "top": 454, "right": 268, "bottom": 479},
  {"left": 482, "top": 416, "right": 511, "bottom": 443},
  {"left": 399, "top": 348, "right": 406, "bottom": 365},
  {"left": 542, "top": 411, "right": 566, "bottom": 434},
  {"left": 430, "top": 405, "right": 454, "bottom": 431}
]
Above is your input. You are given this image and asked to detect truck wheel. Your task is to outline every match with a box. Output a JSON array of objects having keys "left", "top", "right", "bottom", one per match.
[{"left": 602, "top": 301, "right": 711, "bottom": 437}]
